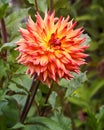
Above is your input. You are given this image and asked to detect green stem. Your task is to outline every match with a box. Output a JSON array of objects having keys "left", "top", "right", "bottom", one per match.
[
  {"left": 40, "top": 82, "right": 54, "bottom": 116},
  {"left": 20, "top": 73, "right": 40, "bottom": 123},
  {"left": 34, "top": 0, "right": 39, "bottom": 12},
  {"left": 0, "top": 18, "right": 7, "bottom": 60},
  {"left": 50, "top": 0, "right": 53, "bottom": 14},
  {"left": 0, "top": 18, "right": 7, "bottom": 43}
]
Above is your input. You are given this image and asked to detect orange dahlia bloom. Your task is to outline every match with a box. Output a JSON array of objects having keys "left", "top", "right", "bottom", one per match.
[{"left": 16, "top": 12, "right": 88, "bottom": 86}]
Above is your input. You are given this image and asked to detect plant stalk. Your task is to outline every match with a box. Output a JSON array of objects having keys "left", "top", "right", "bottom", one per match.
[
  {"left": 20, "top": 73, "right": 40, "bottom": 123},
  {"left": 0, "top": 18, "right": 7, "bottom": 59},
  {"left": 40, "top": 82, "right": 54, "bottom": 116},
  {"left": 1, "top": 18, "right": 7, "bottom": 43},
  {"left": 50, "top": 0, "right": 53, "bottom": 14},
  {"left": 34, "top": 0, "right": 39, "bottom": 12}
]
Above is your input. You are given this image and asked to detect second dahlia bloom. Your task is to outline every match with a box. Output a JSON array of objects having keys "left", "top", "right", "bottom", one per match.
[{"left": 16, "top": 12, "right": 88, "bottom": 86}]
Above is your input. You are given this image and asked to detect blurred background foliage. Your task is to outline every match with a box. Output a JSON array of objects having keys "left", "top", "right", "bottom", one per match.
[{"left": 0, "top": 0, "right": 104, "bottom": 130}]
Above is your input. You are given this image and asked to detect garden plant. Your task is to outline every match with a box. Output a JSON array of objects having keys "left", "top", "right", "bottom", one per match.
[{"left": 0, "top": 0, "right": 104, "bottom": 130}]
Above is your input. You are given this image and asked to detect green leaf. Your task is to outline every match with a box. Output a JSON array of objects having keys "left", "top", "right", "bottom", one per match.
[
  {"left": 96, "top": 105, "right": 104, "bottom": 130},
  {"left": 0, "top": 0, "right": 8, "bottom": 19},
  {"left": 51, "top": 112, "right": 72, "bottom": 130},
  {"left": 60, "top": 72, "right": 87, "bottom": 97},
  {"left": 14, "top": 66, "right": 27, "bottom": 75},
  {"left": 7, "top": 49, "right": 18, "bottom": 63},
  {"left": 87, "top": 112, "right": 98, "bottom": 130},
  {"left": 11, "top": 122, "right": 25, "bottom": 129},
  {"left": 0, "top": 100, "right": 8, "bottom": 115},
  {"left": 6, "top": 9, "right": 29, "bottom": 29},
  {"left": 54, "top": 0, "right": 69, "bottom": 11},
  {"left": 8, "top": 82, "right": 27, "bottom": 95},
  {"left": 1, "top": 97, "right": 19, "bottom": 128},
  {"left": 0, "top": 115, "right": 7, "bottom": 130},
  {"left": 97, "top": 105, "right": 104, "bottom": 122},
  {"left": 0, "top": 89, "right": 8, "bottom": 101},
  {"left": 76, "top": 15, "right": 95, "bottom": 21},
  {"left": 0, "top": 59, "right": 7, "bottom": 79},
  {"left": 68, "top": 96, "right": 89, "bottom": 108},
  {"left": 27, "top": 0, "right": 34, "bottom": 4},
  {"left": 23, "top": 125, "right": 49, "bottom": 130},
  {"left": 0, "top": 38, "right": 19, "bottom": 52},
  {"left": 48, "top": 91, "right": 57, "bottom": 109},
  {"left": 87, "top": 79, "right": 104, "bottom": 99},
  {"left": 0, "top": 0, "right": 9, "bottom": 4},
  {"left": 27, "top": 0, "right": 47, "bottom": 12},
  {"left": 0, "top": 92, "right": 8, "bottom": 129},
  {"left": 5, "top": 8, "right": 29, "bottom": 40},
  {"left": 26, "top": 117, "right": 63, "bottom": 130},
  {"left": 88, "top": 41, "right": 99, "bottom": 51},
  {"left": 81, "top": 34, "right": 91, "bottom": 46},
  {"left": 26, "top": 114, "right": 72, "bottom": 130},
  {"left": 37, "top": 0, "right": 47, "bottom": 13},
  {"left": 11, "top": 75, "right": 32, "bottom": 92}
]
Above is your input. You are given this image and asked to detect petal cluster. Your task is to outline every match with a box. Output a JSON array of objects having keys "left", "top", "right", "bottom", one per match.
[{"left": 16, "top": 12, "right": 88, "bottom": 86}]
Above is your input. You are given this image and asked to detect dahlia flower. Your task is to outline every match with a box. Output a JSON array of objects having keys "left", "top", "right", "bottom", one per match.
[{"left": 16, "top": 12, "right": 88, "bottom": 86}]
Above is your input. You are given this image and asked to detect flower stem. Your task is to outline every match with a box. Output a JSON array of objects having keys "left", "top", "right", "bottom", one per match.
[
  {"left": 50, "top": 0, "right": 53, "bottom": 14},
  {"left": 20, "top": 73, "right": 40, "bottom": 123},
  {"left": 0, "top": 18, "right": 7, "bottom": 59},
  {"left": 34, "top": 0, "right": 39, "bottom": 12},
  {"left": 0, "top": 18, "right": 7, "bottom": 43},
  {"left": 40, "top": 82, "right": 54, "bottom": 116}
]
